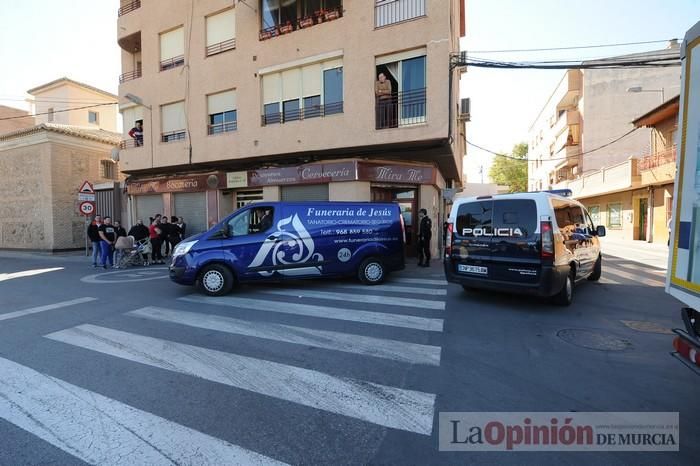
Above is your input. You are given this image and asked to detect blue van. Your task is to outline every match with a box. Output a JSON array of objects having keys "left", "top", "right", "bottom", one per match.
[{"left": 169, "top": 202, "right": 406, "bottom": 295}]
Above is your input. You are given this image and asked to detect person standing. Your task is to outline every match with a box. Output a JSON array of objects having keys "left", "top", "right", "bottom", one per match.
[
  {"left": 149, "top": 217, "right": 164, "bottom": 265},
  {"left": 176, "top": 217, "right": 187, "bottom": 239},
  {"left": 128, "top": 120, "right": 143, "bottom": 147},
  {"left": 128, "top": 219, "right": 151, "bottom": 265},
  {"left": 98, "top": 216, "right": 117, "bottom": 269},
  {"left": 112, "top": 220, "right": 127, "bottom": 267},
  {"left": 417, "top": 208, "right": 432, "bottom": 267},
  {"left": 87, "top": 215, "right": 103, "bottom": 267},
  {"left": 374, "top": 73, "right": 394, "bottom": 129},
  {"left": 160, "top": 215, "right": 172, "bottom": 257},
  {"left": 168, "top": 216, "right": 182, "bottom": 248}
]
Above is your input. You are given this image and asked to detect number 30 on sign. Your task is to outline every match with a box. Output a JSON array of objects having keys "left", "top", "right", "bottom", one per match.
[{"left": 79, "top": 201, "right": 95, "bottom": 216}]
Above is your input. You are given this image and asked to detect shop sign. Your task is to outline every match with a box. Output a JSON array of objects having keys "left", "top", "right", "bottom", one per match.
[
  {"left": 357, "top": 162, "right": 435, "bottom": 184},
  {"left": 127, "top": 173, "right": 225, "bottom": 194},
  {"left": 248, "top": 161, "right": 355, "bottom": 187},
  {"left": 226, "top": 171, "right": 248, "bottom": 188}
]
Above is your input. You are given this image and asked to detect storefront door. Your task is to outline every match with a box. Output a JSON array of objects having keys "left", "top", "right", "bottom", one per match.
[
  {"left": 371, "top": 187, "right": 417, "bottom": 256},
  {"left": 639, "top": 198, "right": 648, "bottom": 241}
]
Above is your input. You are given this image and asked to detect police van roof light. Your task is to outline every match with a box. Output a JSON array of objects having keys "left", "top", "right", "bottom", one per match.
[{"left": 544, "top": 189, "right": 573, "bottom": 197}]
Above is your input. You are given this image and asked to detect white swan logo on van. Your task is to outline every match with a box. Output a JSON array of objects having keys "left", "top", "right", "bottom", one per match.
[{"left": 462, "top": 227, "right": 524, "bottom": 237}]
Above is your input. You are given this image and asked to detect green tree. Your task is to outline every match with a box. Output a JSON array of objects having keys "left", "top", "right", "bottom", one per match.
[{"left": 489, "top": 142, "right": 528, "bottom": 193}]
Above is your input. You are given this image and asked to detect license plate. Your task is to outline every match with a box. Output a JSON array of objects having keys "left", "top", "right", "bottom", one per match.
[{"left": 458, "top": 264, "right": 488, "bottom": 275}]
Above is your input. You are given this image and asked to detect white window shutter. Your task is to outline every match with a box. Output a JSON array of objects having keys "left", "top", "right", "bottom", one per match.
[
  {"left": 161, "top": 101, "right": 186, "bottom": 132},
  {"left": 160, "top": 27, "right": 184, "bottom": 61},
  {"left": 206, "top": 9, "right": 235, "bottom": 47},
  {"left": 262, "top": 74, "right": 281, "bottom": 104},
  {"left": 207, "top": 90, "right": 237, "bottom": 115}
]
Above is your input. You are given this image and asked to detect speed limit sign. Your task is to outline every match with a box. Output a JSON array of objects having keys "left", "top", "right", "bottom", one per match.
[{"left": 79, "top": 201, "right": 95, "bottom": 216}]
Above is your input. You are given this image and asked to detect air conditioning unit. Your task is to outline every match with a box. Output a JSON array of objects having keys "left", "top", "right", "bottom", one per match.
[{"left": 458, "top": 98, "right": 471, "bottom": 121}]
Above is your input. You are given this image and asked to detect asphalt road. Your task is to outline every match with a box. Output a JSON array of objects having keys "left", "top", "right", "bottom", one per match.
[{"left": 0, "top": 251, "right": 697, "bottom": 465}]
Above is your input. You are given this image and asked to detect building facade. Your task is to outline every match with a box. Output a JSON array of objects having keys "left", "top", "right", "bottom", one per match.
[
  {"left": 553, "top": 96, "right": 679, "bottom": 244},
  {"left": 0, "top": 105, "right": 35, "bottom": 134},
  {"left": 116, "top": 0, "right": 466, "bottom": 255},
  {"left": 528, "top": 44, "right": 680, "bottom": 192}
]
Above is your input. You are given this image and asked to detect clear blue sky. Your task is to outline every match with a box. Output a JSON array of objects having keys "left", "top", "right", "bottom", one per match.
[{"left": 460, "top": 0, "right": 699, "bottom": 182}]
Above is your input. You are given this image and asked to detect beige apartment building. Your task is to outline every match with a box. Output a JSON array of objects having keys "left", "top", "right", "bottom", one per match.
[
  {"left": 0, "top": 79, "right": 121, "bottom": 251},
  {"left": 116, "top": 0, "right": 466, "bottom": 254},
  {"left": 528, "top": 44, "right": 680, "bottom": 192}
]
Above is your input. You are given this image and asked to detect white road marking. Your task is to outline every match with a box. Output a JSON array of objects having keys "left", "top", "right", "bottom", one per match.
[
  {"left": 615, "top": 262, "right": 667, "bottom": 275},
  {"left": 46, "top": 325, "right": 436, "bottom": 435},
  {"left": 598, "top": 277, "right": 623, "bottom": 285},
  {"left": 128, "top": 307, "right": 441, "bottom": 366},
  {"left": 80, "top": 270, "right": 168, "bottom": 284},
  {"left": 391, "top": 278, "right": 448, "bottom": 286},
  {"left": 605, "top": 268, "right": 664, "bottom": 286},
  {"left": 180, "top": 295, "right": 443, "bottom": 332},
  {"left": 259, "top": 289, "right": 445, "bottom": 311},
  {"left": 0, "top": 356, "right": 287, "bottom": 465},
  {"left": 0, "top": 267, "right": 64, "bottom": 283},
  {"left": 330, "top": 284, "right": 447, "bottom": 296},
  {"left": 0, "top": 297, "right": 97, "bottom": 322}
]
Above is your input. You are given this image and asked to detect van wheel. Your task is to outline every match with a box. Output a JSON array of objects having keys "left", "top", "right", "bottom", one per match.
[
  {"left": 588, "top": 255, "right": 602, "bottom": 281},
  {"left": 553, "top": 269, "right": 574, "bottom": 306},
  {"left": 198, "top": 264, "right": 234, "bottom": 296},
  {"left": 358, "top": 257, "right": 386, "bottom": 285}
]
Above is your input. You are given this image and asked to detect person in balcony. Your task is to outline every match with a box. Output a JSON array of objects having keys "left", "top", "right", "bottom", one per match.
[
  {"left": 128, "top": 120, "right": 143, "bottom": 147},
  {"left": 375, "top": 73, "right": 394, "bottom": 129}
]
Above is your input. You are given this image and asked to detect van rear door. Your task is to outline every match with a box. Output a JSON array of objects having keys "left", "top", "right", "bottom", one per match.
[
  {"left": 488, "top": 199, "right": 541, "bottom": 283},
  {"left": 451, "top": 200, "right": 493, "bottom": 277}
]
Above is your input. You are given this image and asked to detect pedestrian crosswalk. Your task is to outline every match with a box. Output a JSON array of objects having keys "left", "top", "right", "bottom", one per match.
[{"left": 0, "top": 276, "right": 448, "bottom": 464}]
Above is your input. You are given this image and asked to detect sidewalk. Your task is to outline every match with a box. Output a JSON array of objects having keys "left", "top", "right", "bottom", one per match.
[
  {"left": 599, "top": 237, "right": 669, "bottom": 270},
  {"left": 0, "top": 249, "right": 88, "bottom": 264}
]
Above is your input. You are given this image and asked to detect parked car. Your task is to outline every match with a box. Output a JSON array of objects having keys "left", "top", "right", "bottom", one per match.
[
  {"left": 170, "top": 201, "right": 406, "bottom": 295},
  {"left": 444, "top": 191, "right": 605, "bottom": 305}
]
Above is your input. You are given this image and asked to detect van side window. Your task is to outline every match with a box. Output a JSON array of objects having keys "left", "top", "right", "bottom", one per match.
[
  {"left": 455, "top": 201, "right": 492, "bottom": 237},
  {"left": 228, "top": 207, "right": 274, "bottom": 236}
]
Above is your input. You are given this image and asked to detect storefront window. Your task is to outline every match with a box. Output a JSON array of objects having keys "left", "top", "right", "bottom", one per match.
[
  {"left": 608, "top": 203, "right": 622, "bottom": 228},
  {"left": 588, "top": 205, "right": 601, "bottom": 226}
]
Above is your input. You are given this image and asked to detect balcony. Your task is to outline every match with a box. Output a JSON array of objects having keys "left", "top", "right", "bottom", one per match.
[
  {"left": 555, "top": 159, "right": 641, "bottom": 199},
  {"left": 261, "top": 101, "right": 343, "bottom": 126},
  {"left": 119, "top": 69, "right": 142, "bottom": 84},
  {"left": 555, "top": 70, "right": 582, "bottom": 109},
  {"left": 161, "top": 130, "right": 186, "bottom": 143},
  {"left": 119, "top": 138, "right": 143, "bottom": 149},
  {"left": 375, "top": 0, "right": 426, "bottom": 28},
  {"left": 160, "top": 55, "right": 185, "bottom": 72},
  {"left": 259, "top": 4, "right": 343, "bottom": 41},
  {"left": 376, "top": 88, "right": 426, "bottom": 129},
  {"left": 206, "top": 38, "right": 236, "bottom": 57},
  {"left": 638, "top": 145, "right": 677, "bottom": 170},
  {"left": 118, "top": 0, "right": 140, "bottom": 17}
]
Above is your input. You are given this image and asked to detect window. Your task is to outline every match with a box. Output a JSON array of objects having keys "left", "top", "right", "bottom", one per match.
[
  {"left": 588, "top": 205, "right": 601, "bottom": 226},
  {"left": 608, "top": 203, "right": 622, "bottom": 228},
  {"left": 206, "top": 8, "right": 236, "bottom": 56},
  {"left": 161, "top": 101, "right": 186, "bottom": 142},
  {"left": 260, "top": 0, "right": 342, "bottom": 38},
  {"left": 375, "top": 0, "right": 426, "bottom": 28},
  {"left": 455, "top": 201, "right": 492, "bottom": 238},
  {"left": 88, "top": 111, "right": 99, "bottom": 124},
  {"left": 376, "top": 49, "right": 426, "bottom": 129},
  {"left": 100, "top": 160, "right": 116, "bottom": 180},
  {"left": 160, "top": 27, "right": 185, "bottom": 71},
  {"left": 227, "top": 207, "right": 274, "bottom": 236},
  {"left": 208, "top": 90, "right": 237, "bottom": 134},
  {"left": 48, "top": 108, "right": 54, "bottom": 122},
  {"left": 261, "top": 58, "right": 343, "bottom": 125},
  {"left": 493, "top": 200, "right": 537, "bottom": 238},
  {"left": 235, "top": 190, "right": 264, "bottom": 209}
]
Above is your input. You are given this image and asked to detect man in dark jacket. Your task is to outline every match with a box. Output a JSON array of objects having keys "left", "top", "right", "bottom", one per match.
[
  {"left": 128, "top": 219, "right": 149, "bottom": 241},
  {"left": 87, "top": 215, "right": 103, "bottom": 267},
  {"left": 417, "top": 208, "right": 432, "bottom": 267}
]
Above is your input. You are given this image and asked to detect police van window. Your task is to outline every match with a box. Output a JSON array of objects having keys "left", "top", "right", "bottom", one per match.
[
  {"left": 228, "top": 207, "right": 274, "bottom": 236},
  {"left": 455, "top": 201, "right": 492, "bottom": 237},
  {"left": 493, "top": 200, "right": 537, "bottom": 237},
  {"left": 553, "top": 200, "right": 575, "bottom": 230}
]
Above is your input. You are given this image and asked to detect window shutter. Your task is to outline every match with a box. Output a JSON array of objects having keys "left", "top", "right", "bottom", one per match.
[
  {"left": 160, "top": 27, "right": 184, "bottom": 60},
  {"left": 301, "top": 64, "right": 322, "bottom": 97},
  {"left": 375, "top": 47, "right": 427, "bottom": 65},
  {"left": 282, "top": 68, "right": 301, "bottom": 101},
  {"left": 161, "top": 101, "right": 186, "bottom": 132},
  {"left": 262, "top": 73, "right": 281, "bottom": 104},
  {"left": 206, "top": 9, "right": 235, "bottom": 46},
  {"left": 208, "top": 90, "right": 236, "bottom": 115}
]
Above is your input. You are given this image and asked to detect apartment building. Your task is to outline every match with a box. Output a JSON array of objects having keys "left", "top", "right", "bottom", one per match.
[
  {"left": 116, "top": 0, "right": 466, "bottom": 254},
  {"left": 528, "top": 44, "right": 680, "bottom": 192}
]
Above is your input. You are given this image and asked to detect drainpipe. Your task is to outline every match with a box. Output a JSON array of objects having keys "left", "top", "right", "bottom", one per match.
[{"left": 648, "top": 185, "right": 654, "bottom": 243}]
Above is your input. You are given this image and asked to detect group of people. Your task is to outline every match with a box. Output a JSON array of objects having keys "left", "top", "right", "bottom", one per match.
[{"left": 87, "top": 214, "right": 187, "bottom": 268}]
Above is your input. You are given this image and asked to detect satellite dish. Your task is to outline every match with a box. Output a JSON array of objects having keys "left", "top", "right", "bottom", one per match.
[{"left": 111, "top": 148, "right": 120, "bottom": 162}]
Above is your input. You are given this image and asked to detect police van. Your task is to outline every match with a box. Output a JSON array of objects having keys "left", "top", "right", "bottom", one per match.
[
  {"left": 170, "top": 202, "right": 406, "bottom": 295},
  {"left": 444, "top": 191, "right": 606, "bottom": 305}
]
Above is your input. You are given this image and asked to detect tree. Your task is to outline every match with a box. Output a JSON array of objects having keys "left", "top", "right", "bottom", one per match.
[{"left": 489, "top": 142, "right": 528, "bottom": 193}]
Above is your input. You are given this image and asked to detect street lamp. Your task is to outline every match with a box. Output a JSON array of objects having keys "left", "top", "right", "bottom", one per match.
[
  {"left": 626, "top": 86, "right": 665, "bottom": 103},
  {"left": 124, "top": 93, "right": 153, "bottom": 168}
]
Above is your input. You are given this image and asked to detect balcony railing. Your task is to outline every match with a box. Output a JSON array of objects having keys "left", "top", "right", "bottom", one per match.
[
  {"left": 161, "top": 130, "right": 186, "bottom": 143},
  {"left": 375, "top": 0, "right": 426, "bottom": 28},
  {"left": 261, "top": 102, "right": 343, "bottom": 126},
  {"left": 259, "top": 5, "right": 343, "bottom": 41},
  {"left": 638, "top": 145, "right": 677, "bottom": 170},
  {"left": 118, "top": 0, "right": 141, "bottom": 17},
  {"left": 160, "top": 55, "right": 185, "bottom": 72},
  {"left": 375, "top": 88, "right": 427, "bottom": 129},
  {"left": 208, "top": 121, "right": 237, "bottom": 135},
  {"left": 119, "top": 69, "right": 142, "bottom": 83},
  {"left": 119, "top": 138, "right": 143, "bottom": 149},
  {"left": 206, "top": 38, "right": 236, "bottom": 57}
]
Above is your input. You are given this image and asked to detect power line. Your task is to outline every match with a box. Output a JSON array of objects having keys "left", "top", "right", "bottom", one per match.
[
  {"left": 466, "top": 128, "right": 639, "bottom": 162},
  {"left": 0, "top": 102, "right": 118, "bottom": 121},
  {"left": 466, "top": 39, "right": 676, "bottom": 54}
]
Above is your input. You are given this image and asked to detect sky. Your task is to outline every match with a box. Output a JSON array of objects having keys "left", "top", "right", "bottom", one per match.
[
  {"left": 0, "top": 0, "right": 697, "bottom": 181},
  {"left": 459, "top": 0, "right": 699, "bottom": 182}
]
